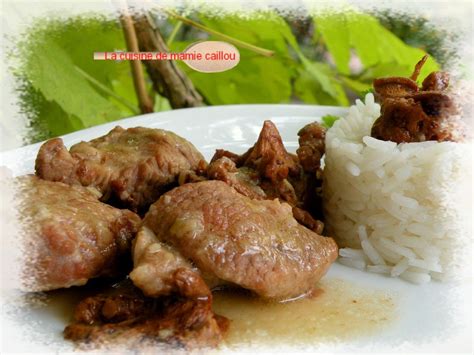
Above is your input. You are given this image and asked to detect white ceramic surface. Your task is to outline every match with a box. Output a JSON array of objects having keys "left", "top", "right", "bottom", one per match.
[{"left": 0, "top": 105, "right": 471, "bottom": 353}]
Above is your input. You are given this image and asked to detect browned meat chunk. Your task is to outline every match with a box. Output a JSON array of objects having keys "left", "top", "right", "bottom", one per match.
[
  {"left": 373, "top": 77, "right": 419, "bottom": 100},
  {"left": 211, "top": 149, "right": 241, "bottom": 164},
  {"left": 73, "top": 293, "right": 147, "bottom": 325},
  {"left": 133, "top": 180, "right": 338, "bottom": 301},
  {"left": 207, "top": 157, "right": 267, "bottom": 200},
  {"left": 130, "top": 226, "right": 213, "bottom": 299},
  {"left": 64, "top": 290, "right": 228, "bottom": 349},
  {"left": 422, "top": 71, "right": 450, "bottom": 91},
  {"left": 238, "top": 121, "right": 300, "bottom": 181},
  {"left": 371, "top": 55, "right": 462, "bottom": 143},
  {"left": 295, "top": 122, "right": 326, "bottom": 227},
  {"left": 207, "top": 156, "right": 325, "bottom": 234},
  {"left": 372, "top": 93, "right": 459, "bottom": 143},
  {"left": 291, "top": 206, "right": 324, "bottom": 235},
  {"left": 16, "top": 175, "right": 140, "bottom": 292},
  {"left": 35, "top": 126, "right": 206, "bottom": 212},
  {"left": 208, "top": 120, "right": 326, "bottom": 233},
  {"left": 297, "top": 122, "right": 326, "bottom": 174}
]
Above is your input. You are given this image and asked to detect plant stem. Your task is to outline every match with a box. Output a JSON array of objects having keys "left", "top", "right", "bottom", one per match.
[
  {"left": 120, "top": 9, "right": 154, "bottom": 114},
  {"left": 74, "top": 66, "right": 139, "bottom": 115},
  {"left": 133, "top": 14, "right": 204, "bottom": 108},
  {"left": 165, "top": 10, "right": 275, "bottom": 57},
  {"left": 166, "top": 21, "right": 183, "bottom": 47}
]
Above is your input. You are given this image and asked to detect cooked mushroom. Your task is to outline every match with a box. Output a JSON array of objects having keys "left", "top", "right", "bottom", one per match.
[{"left": 371, "top": 55, "right": 461, "bottom": 143}]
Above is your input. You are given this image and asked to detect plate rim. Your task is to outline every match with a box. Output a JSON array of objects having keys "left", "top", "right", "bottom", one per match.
[{"left": 0, "top": 104, "right": 348, "bottom": 159}]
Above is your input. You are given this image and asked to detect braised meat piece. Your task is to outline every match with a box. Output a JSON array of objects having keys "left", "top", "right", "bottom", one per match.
[
  {"left": 238, "top": 121, "right": 300, "bottom": 181},
  {"left": 72, "top": 293, "right": 147, "bottom": 325},
  {"left": 16, "top": 175, "right": 140, "bottom": 292},
  {"left": 297, "top": 122, "right": 326, "bottom": 174},
  {"left": 130, "top": 226, "right": 213, "bottom": 299},
  {"left": 295, "top": 122, "right": 326, "bottom": 226},
  {"left": 210, "top": 119, "right": 300, "bottom": 185},
  {"left": 207, "top": 157, "right": 267, "bottom": 200},
  {"left": 372, "top": 54, "right": 427, "bottom": 100},
  {"left": 207, "top": 157, "right": 324, "bottom": 233},
  {"left": 35, "top": 126, "right": 206, "bottom": 212},
  {"left": 371, "top": 55, "right": 462, "bottom": 143},
  {"left": 132, "top": 180, "right": 338, "bottom": 301},
  {"left": 64, "top": 289, "right": 228, "bottom": 349},
  {"left": 209, "top": 120, "right": 326, "bottom": 233},
  {"left": 291, "top": 206, "right": 324, "bottom": 235},
  {"left": 422, "top": 71, "right": 450, "bottom": 91},
  {"left": 373, "top": 77, "right": 419, "bottom": 100}
]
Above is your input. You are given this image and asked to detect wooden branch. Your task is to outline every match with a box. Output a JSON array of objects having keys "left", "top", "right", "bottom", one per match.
[
  {"left": 133, "top": 14, "right": 203, "bottom": 109},
  {"left": 120, "top": 11, "right": 154, "bottom": 114}
]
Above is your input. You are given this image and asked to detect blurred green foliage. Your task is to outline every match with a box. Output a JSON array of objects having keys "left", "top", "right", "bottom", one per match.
[
  {"left": 17, "top": 18, "right": 138, "bottom": 142},
  {"left": 14, "top": 10, "right": 448, "bottom": 144},
  {"left": 375, "top": 10, "right": 458, "bottom": 67},
  {"left": 321, "top": 114, "right": 341, "bottom": 129}
]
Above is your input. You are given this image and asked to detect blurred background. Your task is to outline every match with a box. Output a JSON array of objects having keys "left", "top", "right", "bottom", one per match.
[{"left": 1, "top": 0, "right": 472, "bottom": 150}]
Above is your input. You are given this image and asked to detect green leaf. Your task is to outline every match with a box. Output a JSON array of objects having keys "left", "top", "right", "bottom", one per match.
[
  {"left": 360, "top": 87, "right": 374, "bottom": 97},
  {"left": 285, "top": 32, "right": 346, "bottom": 102},
  {"left": 153, "top": 94, "right": 172, "bottom": 112},
  {"left": 167, "top": 14, "right": 297, "bottom": 105},
  {"left": 321, "top": 114, "right": 340, "bottom": 128},
  {"left": 314, "top": 13, "right": 351, "bottom": 75},
  {"left": 19, "top": 80, "right": 86, "bottom": 142},
  {"left": 344, "top": 13, "right": 380, "bottom": 68},
  {"left": 313, "top": 11, "right": 439, "bottom": 82},
  {"left": 199, "top": 12, "right": 292, "bottom": 56},
  {"left": 298, "top": 57, "right": 339, "bottom": 99},
  {"left": 109, "top": 70, "right": 141, "bottom": 115},
  {"left": 294, "top": 65, "right": 349, "bottom": 106},
  {"left": 144, "top": 12, "right": 351, "bottom": 107},
  {"left": 47, "top": 17, "right": 129, "bottom": 89},
  {"left": 349, "top": 13, "right": 438, "bottom": 81},
  {"left": 37, "top": 100, "right": 85, "bottom": 136},
  {"left": 25, "top": 39, "right": 122, "bottom": 128},
  {"left": 358, "top": 62, "right": 415, "bottom": 81},
  {"left": 187, "top": 54, "right": 293, "bottom": 104},
  {"left": 340, "top": 76, "right": 372, "bottom": 95},
  {"left": 54, "top": 18, "right": 142, "bottom": 114},
  {"left": 277, "top": 17, "right": 347, "bottom": 104},
  {"left": 16, "top": 17, "right": 141, "bottom": 142}
]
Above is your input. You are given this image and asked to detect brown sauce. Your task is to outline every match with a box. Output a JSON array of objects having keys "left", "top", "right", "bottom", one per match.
[{"left": 212, "top": 278, "right": 396, "bottom": 346}]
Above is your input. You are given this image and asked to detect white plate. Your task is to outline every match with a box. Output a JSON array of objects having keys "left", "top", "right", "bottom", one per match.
[{"left": 0, "top": 105, "right": 471, "bottom": 353}]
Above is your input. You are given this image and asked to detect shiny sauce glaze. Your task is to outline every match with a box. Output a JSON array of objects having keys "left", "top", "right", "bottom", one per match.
[
  {"left": 212, "top": 278, "right": 396, "bottom": 346},
  {"left": 31, "top": 277, "right": 396, "bottom": 348}
]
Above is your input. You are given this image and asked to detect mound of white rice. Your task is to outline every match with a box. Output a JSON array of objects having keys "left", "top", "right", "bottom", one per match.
[{"left": 323, "top": 94, "right": 471, "bottom": 284}]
